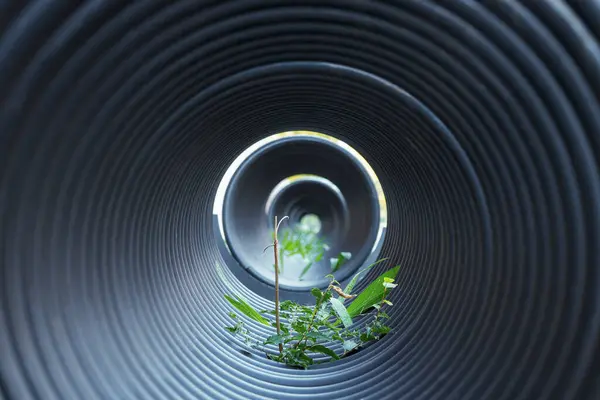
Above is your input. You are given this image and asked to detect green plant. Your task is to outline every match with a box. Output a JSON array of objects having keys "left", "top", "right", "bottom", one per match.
[
  {"left": 224, "top": 216, "right": 399, "bottom": 369},
  {"left": 275, "top": 219, "right": 352, "bottom": 279},
  {"left": 330, "top": 251, "right": 351, "bottom": 273},
  {"left": 275, "top": 223, "right": 328, "bottom": 277}
]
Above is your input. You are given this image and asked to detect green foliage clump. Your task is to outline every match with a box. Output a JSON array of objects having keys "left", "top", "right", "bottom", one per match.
[
  {"left": 275, "top": 224, "right": 329, "bottom": 278},
  {"left": 224, "top": 262, "right": 399, "bottom": 369},
  {"left": 276, "top": 220, "right": 353, "bottom": 279}
]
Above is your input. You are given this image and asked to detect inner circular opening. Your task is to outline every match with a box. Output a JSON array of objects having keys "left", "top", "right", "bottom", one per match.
[
  {"left": 299, "top": 213, "right": 321, "bottom": 234},
  {"left": 213, "top": 131, "right": 387, "bottom": 297}
]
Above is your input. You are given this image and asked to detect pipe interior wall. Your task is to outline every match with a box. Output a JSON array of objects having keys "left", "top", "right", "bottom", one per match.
[{"left": 1, "top": 2, "right": 599, "bottom": 399}]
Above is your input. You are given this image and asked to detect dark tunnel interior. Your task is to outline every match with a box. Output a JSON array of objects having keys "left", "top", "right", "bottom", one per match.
[{"left": 1, "top": 1, "right": 599, "bottom": 399}]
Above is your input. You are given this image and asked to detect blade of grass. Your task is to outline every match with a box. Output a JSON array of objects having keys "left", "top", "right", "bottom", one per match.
[
  {"left": 330, "top": 252, "right": 351, "bottom": 272},
  {"left": 346, "top": 266, "right": 400, "bottom": 318},
  {"left": 224, "top": 294, "right": 270, "bottom": 326},
  {"left": 298, "top": 261, "right": 313, "bottom": 280},
  {"left": 343, "top": 258, "right": 388, "bottom": 296}
]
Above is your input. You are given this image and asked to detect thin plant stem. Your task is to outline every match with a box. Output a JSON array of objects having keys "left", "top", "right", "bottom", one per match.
[
  {"left": 295, "top": 285, "right": 331, "bottom": 348},
  {"left": 273, "top": 216, "right": 283, "bottom": 354},
  {"left": 376, "top": 287, "right": 388, "bottom": 321}
]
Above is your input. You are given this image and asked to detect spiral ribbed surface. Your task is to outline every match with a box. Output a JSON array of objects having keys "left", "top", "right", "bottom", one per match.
[{"left": 1, "top": 2, "right": 599, "bottom": 399}]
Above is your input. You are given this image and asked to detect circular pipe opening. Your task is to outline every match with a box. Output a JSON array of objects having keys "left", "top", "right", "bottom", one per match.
[
  {"left": 299, "top": 214, "right": 321, "bottom": 233},
  {"left": 214, "top": 132, "right": 387, "bottom": 294}
]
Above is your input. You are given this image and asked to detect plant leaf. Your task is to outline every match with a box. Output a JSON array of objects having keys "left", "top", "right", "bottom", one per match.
[
  {"left": 331, "top": 285, "right": 356, "bottom": 299},
  {"left": 314, "top": 251, "right": 324, "bottom": 262},
  {"left": 329, "top": 297, "right": 353, "bottom": 328},
  {"left": 289, "top": 334, "right": 304, "bottom": 343},
  {"left": 298, "top": 261, "right": 313, "bottom": 280},
  {"left": 224, "top": 294, "right": 270, "bottom": 325},
  {"left": 306, "top": 331, "right": 330, "bottom": 341},
  {"left": 297, "top": 352, "right": 314, "bottom": 367},
  {"left": 310, "top": 288, "right": 322, "bottom": 301},
  {"left": 330, "top": 252, "right": 352, "bottom": 272},
  {"left": 370, "top": 322, "right": 391, "bottom": 335},
  {"left": 292, "top": 321, "right": 307, "bottom": 333},
  {"left": 346, "top": 266, "right": 400, "bottom": 318},
  {"left": 343, "top": 258, "right": 388, "bottom": 295},
  {"left": 264, "top": 335, "right": 286, "bottom": 345},
  {"left": 280, "top": 300, "right": 296, "bottom": 311},
  {"left": 308, "top": 345, "right": 340, "bottom": 360},
  {"left": 343, "top": 340, "right": 358, "bottom": 351}
]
